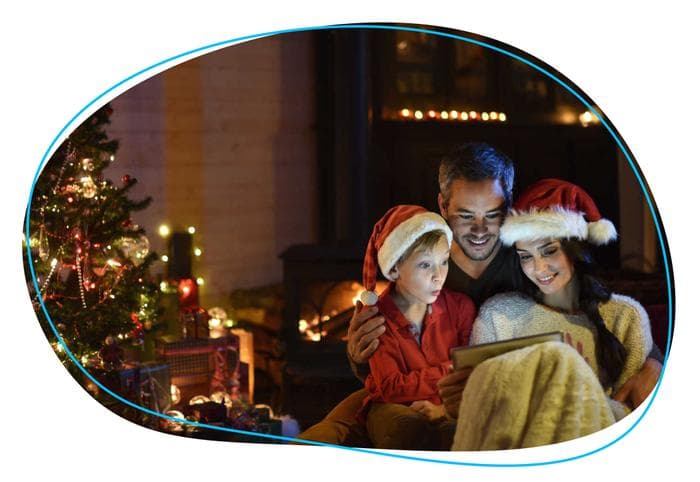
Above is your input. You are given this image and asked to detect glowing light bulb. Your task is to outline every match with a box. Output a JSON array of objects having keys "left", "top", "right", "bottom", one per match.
[
  {"left": 158, "top": 224, "right": 170, "bottom": 237},
  {"left": 187, "top": 226, "right": 196, "bottom": 234},
  {"left": 499, "top": 113, "right": 507, "bottom": 122},
  {"left": 460, "top": 112, "right": 468, "bottom": 120},
  {"left": 489, "top": 111, "right": 498, "bottom": 120},
  {"left": 579, "top": 111, "right": 594, "bottom": 126},
  {"left": 450, "top": 110, "right": 458, "bottom": 119},
  {"left": 428, "top": 110, "right": 436, "bottom": 118},
  {"left": 481, "top": 112, "right": 489, "bottom": 121},
  {"left": 414, "top": 110, "right": 424, "bottom": 120},
  {"left": 440, "top": 111, "right": 449, "bottom": 120},
  {"left": 51, "top": 258, "right": 58, "bottom": 268},
  {"left": 196, "top": 277, "right": 204, "bottom": 286},
  {"left": 160, "top": 281, "right": 168, "bottom": 292},
  {"left": 400, "top": 108, "right": 411, "bottom": 118},
  {"left": 469, "top": 111, "right": 477, "bottom": 119},
  {"left": 193, "top": 248, "right": 202, "bottom": 257},
  {"left": 161, "top": 255, "right": 169, "bottom": 262}
]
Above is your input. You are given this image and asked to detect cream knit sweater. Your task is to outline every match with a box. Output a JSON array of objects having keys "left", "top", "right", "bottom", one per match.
[{"left": 469, "top": 292, "right": 653, "bottom": 393}]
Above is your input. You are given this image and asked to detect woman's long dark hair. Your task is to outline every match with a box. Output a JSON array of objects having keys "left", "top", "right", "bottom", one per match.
[{"left": 511, "top": 239, "right": 627, "bottom": 385}]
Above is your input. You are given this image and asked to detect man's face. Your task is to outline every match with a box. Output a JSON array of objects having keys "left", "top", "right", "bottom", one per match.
[{"left": 439, "top": 178, "right": 507, "bottom": 262}]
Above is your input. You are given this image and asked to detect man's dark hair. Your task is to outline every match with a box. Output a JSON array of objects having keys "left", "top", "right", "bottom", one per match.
[{"left": 438, "top": 142, "right": 515, "bottom": 207}]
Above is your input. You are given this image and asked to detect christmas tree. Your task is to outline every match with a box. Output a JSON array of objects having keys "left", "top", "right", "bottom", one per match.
[{"left": 23, "top": 104, "right": 161, "bottom": 372}]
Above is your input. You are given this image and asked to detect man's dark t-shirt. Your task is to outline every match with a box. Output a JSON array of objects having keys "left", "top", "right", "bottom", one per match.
[{"left": 444, "top": 244, "right": 516, "bottom": 306}]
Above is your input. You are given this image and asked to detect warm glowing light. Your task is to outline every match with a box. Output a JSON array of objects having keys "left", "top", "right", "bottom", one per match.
[
  {"left": 189, "top": 395, "right": 210, "bottom": 405},
  {"left": 428, "top": 110, "right": 436, "bottom": 118},
  {"left": 182, "top": 286, "right": 191, "bottom": 296},
  {"left": 499, "top": 113, "right": 507, "bottom": 122},
  {"left": 579, "top": 111, "right": 595, "bottom": 127},
  {"left": 460, "top": 112, "right": 468, "bottom": 120},
  {"left": 298, "top": 319, "right": 309, "bottom": 333},
  {"left": 400, "top": 108, "right": 411, "bottom": 118},
  {"left": 469, "top": 111, "right": 477, "bottom": 119},
  {"left": 193, "top": 248, "right": 202, "bottom": 257},
  {"left": 170, "top": 385, "right": 181, "bottom": 404},
  {"left": 160, "top": 281, "right": 168, "bottom": 292},
  {"left": 489, "top": 111, "right": 498, "bottom": 120},
  {"left": 414, "top": 110, "right": 424, "bottom": 120},
  {"left": 106, "top": 259, "right": 122, "bottom": 267},
  {"left": 187, "top": 226, "right": 196, "bottom": 234},
  {"left": 450, "top": 110, "right": 458, "bottom": 119},
  {"left": 310, "top": 332, "right": 322, "bottom": 342},
  {"left": 55, "top": 343, "right": 64, "bottom": 353},
  {"left": 481, "top": 112, "right": 489, "bottom": 121},
  {"left": 161, "top": 255, "right": 169, "bottom": 262},
  {"left": 440, "top": 111, "right": 449, "bottom": 119},
  {"left": 322, "top": 315, "right": 330, "bottom": 322},
  {"left": 158, "top": 224, "right": 170, "bottom": 237},
  {"left": 51, "top": 258, "right": 58, "bottom": 268},
  {"left": 196, "top": 277, "right": 204, "bottom": 286}
]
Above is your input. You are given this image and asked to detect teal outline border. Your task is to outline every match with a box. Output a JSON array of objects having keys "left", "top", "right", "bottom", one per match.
[{"left": 24, "top": 23, "right": 673, "bottom": 467}]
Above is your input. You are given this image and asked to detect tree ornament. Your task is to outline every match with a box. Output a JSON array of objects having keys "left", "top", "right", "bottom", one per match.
[
  {"left": 118, "top": 235, "right": 150, "bottom": 266},
  {"left": 38, "top": 226, "right": 50, "bottom": 262},
  {"left": 81, "top": 158, "right": 95, "bottom": 172},
  {"left": 80, "top": 176, "right": 98, "bottom": 198},
  {"left": 121, "top": 174, "right": 131, "bottom": 184}
]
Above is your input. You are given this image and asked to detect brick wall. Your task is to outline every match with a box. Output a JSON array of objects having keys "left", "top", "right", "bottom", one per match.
[{"left": 107, "top": 32, "right": 318, "bottom": 307}]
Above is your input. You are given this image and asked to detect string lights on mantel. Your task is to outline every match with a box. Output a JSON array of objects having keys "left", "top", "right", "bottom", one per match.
[{"left": 395, "top": 108, "right": 507, "bottom": 123}]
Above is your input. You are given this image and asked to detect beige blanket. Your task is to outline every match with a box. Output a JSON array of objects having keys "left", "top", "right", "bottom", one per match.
[{"left": 452, "top": 341, "right": 617, "bottom": 450}]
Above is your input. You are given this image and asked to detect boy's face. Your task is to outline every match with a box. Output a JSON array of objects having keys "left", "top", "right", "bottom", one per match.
[
  {"left": 391, "top": 236, "right": 450, "bottom": 306},
  {"left": 439, "top": 178, "right": 506, "bottom": 262}
]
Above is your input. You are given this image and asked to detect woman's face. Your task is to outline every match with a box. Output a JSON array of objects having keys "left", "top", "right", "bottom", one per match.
[{"left": 515, "top": 239, "right": 574, "bottom": 296}]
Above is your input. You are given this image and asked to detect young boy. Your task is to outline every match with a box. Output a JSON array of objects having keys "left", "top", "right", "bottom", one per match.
[{"left": 357, "top": 205, "right": 476, "bottom": 450}]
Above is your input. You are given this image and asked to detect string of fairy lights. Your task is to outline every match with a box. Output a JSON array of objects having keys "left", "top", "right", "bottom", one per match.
[{"left": 396, "top": 108, "right": 507, "bottom": 122}]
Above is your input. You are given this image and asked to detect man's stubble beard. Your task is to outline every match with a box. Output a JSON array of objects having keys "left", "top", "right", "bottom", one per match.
[{"left": 456, "top": 235, "right": 501, "bottom": 262}]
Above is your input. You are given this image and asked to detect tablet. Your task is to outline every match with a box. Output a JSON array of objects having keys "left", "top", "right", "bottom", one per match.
[{"left": 450, "top": 331, "right": 565, "bottom": 370}]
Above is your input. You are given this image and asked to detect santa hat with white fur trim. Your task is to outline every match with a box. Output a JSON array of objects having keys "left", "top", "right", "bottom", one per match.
[
  {"left": 499, "top": 178, "right": 617, "bottom": 247},
  {"left": 359, "top": 205, "right": 452, "bottom": 306}
]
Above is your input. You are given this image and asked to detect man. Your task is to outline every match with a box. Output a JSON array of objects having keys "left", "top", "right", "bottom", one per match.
[{"left": 298, "top": 142, "right": 662, "bottom": 446}]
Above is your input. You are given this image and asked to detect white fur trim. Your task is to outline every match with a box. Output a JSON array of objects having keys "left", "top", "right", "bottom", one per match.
[
  {"left": 377, "top": 212, "right": 452, "bottom": 279},
  {"left": 500, "top": 207, "right": 588, "bottom": 246},
  {"left": 359, "top": 290, "right": 378, "bottom": 306},
  {"left": 587, "top": 219, "right": 617, "bottom": 245}
]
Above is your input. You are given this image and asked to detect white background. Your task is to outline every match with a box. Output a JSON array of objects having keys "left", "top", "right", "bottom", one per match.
[{"left": 2, "top": 1, "right": 697, "bottom": 480}]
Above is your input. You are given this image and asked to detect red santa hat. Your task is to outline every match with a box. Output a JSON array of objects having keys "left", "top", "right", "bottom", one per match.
[
  {"left": 499, "top": 178, "right": 617, "bottom": 247},
  {"left": 360, "top": 205, "right": 452, "bottom": 306}
]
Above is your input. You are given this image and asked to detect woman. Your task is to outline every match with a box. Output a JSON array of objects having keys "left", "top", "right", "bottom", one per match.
[{"left": 452, "top": 178, "right": 653, "bottom": 450}]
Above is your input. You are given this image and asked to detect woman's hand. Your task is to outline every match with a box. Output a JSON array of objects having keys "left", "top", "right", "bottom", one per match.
[
  {"left": 410, "top": 400, "right": 446, "bottom": 421},
  {"left": 347, "top": 301, "right": 386, "bottom": 365}
]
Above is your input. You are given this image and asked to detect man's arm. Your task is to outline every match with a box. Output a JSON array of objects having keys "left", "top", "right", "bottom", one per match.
[
  {"left": 613, "top": 357, "right": 662, "bottom": 408},
  {"left": 347, "top": 301, "right": 386, "bottom": 381}
]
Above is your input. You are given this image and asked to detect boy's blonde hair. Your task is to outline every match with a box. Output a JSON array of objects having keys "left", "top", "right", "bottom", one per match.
[{"left": 394, "top": 229, "right": 448, "bottom": 268}]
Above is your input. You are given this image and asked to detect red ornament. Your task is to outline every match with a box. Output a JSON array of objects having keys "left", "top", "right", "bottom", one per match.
[
  {"left": 122, "top": 219, "right": 132, "bottom": 228},
  {"left": 121, "top": 175, "right": 131, "bottom": 184},
  {"left": 177, "top": 278, "right": 199, "bottom": 309}
]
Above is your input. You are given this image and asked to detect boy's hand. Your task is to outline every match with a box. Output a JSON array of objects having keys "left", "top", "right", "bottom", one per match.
[
  {"left": 347, "top": 301, "right": 386, "bottom": 364},
  {"left": 410, "top": 400, "right": 446, "bottom": 421},
  {"left": 436, "top": 367, "right": 473, "bottom": 419}
]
